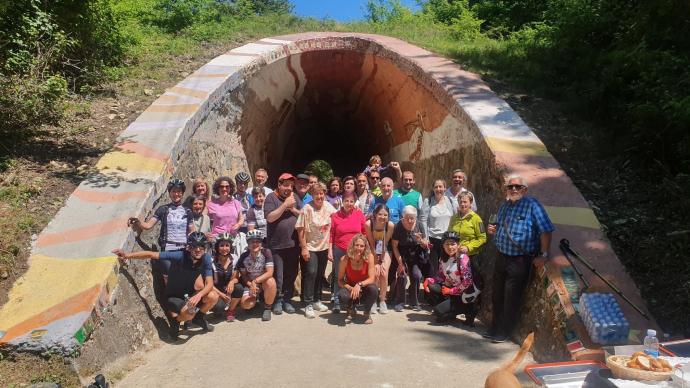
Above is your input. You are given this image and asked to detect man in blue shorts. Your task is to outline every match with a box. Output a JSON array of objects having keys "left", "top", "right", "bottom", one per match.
[{"left": 113, "top": 232, "right": 218, "bottom": 339}]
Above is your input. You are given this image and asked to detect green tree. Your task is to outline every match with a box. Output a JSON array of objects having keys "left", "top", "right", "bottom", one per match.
[{"left": 305, "top": 160, "right": 334, "bottom": 183}]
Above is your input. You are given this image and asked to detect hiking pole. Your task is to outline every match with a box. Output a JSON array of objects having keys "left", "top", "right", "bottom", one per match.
[
  {"left": 558, "top": 241, "right": 590, "bottom": 292},
  {"left": 559, "top": 239, "right": 649, "bottom": 320}
]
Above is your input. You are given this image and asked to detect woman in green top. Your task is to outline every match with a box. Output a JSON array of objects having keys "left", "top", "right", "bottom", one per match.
[{"left": 448, "top": 192, "right": 486, "bottom": 290}]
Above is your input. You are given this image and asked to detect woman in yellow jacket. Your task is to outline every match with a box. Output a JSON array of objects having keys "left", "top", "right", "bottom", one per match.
[
  {"left": 449, "top": 192, "right": 487, "bottom": 256},
  {"left": 448, "top": 192, "right": 486, "bottom": 325}
]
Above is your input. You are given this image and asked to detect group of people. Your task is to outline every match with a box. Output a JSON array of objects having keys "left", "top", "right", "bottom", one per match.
[{"left": 113, "top": 155, "right": 555, "bottom": 343}]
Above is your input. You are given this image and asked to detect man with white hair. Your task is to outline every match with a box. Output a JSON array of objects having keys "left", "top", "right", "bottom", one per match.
[
  {"left": 485, "top": 174, "right": 554, "bottom": 343},
  {"left": 446, "top": 169, "right": 477, "bottom": 212}
]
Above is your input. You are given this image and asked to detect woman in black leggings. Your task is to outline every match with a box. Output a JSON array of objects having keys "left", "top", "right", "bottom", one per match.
[{"left": 423, "top": 231, "right": 480, "bottom": 326}]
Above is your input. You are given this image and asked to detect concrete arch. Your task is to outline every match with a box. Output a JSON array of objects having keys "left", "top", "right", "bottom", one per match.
[{"left": 0, "top": 33, "right": 653, "bottom": 356}]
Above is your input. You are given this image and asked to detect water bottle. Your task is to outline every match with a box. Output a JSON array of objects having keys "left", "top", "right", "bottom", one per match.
[
  {"left": 184, "top": 293, "right": 199, "bottom": 315},
  {"left": 643, "top": 329, "right": 659, "bottom": 358}
]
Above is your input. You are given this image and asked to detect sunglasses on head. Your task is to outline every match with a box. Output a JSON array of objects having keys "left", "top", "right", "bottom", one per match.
[{"left": 506, "top": 184, "right": 525, "bottom": 190}]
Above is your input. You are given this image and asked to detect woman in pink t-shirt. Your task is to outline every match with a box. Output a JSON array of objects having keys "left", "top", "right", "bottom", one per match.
[
  {"left": 329, "top": 191, "right": 366, "bottom": 312},
  {"left": 207, "top": 176, "right": 244, "bottom": 238}
]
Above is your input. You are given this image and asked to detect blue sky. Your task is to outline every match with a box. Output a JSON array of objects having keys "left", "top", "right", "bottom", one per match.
[{"left": 291, "top": 0, "right": 420, "bottom": 22}]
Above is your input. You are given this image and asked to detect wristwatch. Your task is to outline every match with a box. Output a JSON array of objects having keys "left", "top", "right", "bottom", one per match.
[{"left": 540, "top": 251, "right": 549, "bottom": 258}]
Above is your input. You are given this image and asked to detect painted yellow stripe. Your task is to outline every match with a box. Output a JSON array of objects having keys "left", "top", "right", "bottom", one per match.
[
  {"left": 545, "top": 206, "right": 601, "bottom": 229},
  {"left": 0, "top": 255, "right": 117, "bottom": 330},
  {"left": 96, "top": 151, "right": 166, "bottom": 175},
  {"left": 147, "top": 103, "right": 199, "bottom": 114},
  {"left": 167, "top": 86, "right": 209, "bottom": 99},
  {"left": 486, "top": 136, "right": 551, "bottom": 157}
]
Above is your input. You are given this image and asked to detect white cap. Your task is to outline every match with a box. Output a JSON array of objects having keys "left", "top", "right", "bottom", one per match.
[{"left": 647, "top": 329, "right": 656, "bottom": 336}]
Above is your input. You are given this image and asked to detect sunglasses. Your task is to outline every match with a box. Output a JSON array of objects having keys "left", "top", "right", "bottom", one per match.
[
  {"left": 370, "top": 176, "right": 381, "bottom": 180},
  {"left": 506, "top": 184, "right": 525, "bottom": 190},
  {"left": 219, "top": 184, "right": 231, "bottom": 188}
]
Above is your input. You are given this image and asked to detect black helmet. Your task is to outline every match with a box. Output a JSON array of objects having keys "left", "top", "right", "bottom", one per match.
[
  {"left": 442, "top": 231, "right": 460, "bottom": 242},
  {"left": 167, "top": 178, "right": 186, "bottom": 192},
  {"left": 187, "top": 231, "right": 208, "bottom": 247},
  {"left": 235, "top": 172, "right": 251, "bottom": 184}
]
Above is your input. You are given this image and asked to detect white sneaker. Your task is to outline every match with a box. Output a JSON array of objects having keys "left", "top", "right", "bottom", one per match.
[
  {"left": 313, "top": 301, "right": 328, "bottom": 312},
  {"left": 379, "top": 301, "right": 388, "bottom": 314},
  {"left": 370, "top": 304, "right": 378, "bottom": 314},
  {"left": 305, "top": 304, "right": 315, "bottom": 319}
]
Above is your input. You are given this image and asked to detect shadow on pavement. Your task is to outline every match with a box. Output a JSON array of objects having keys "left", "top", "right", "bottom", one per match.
[{"left": 318, "top": 312, "right": 347, "bottom": 327}]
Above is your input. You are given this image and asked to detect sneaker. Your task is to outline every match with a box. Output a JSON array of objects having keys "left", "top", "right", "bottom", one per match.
[
  {"left": 262, "top": 308, "right": 272, "bottom": 321},
  {"left": 379, "top": 301, "right": 388, "bottom": 314},
  {"left": 225, "top": 308, "right": 236, "bottom": 322},
  {"left": 332, "top": 301, "right": 341, "bottom": 313},
  {"left": 491, "top": 334, "right": 508, "bottom": 343},
  {"left": 370, "top": 304, "right": 378, "bottom": 314},
  {"left": 168, "top": 319, "right": 180, "bottom": 339},
  {"left": 284, "top": 302, "right": 296, "bottom": 314},
  {"left": 192, "top": 313, "right": 214, "bottom": 332},
  {"left": 412, "top": 304, "right": 422, "bottom": 312},
  {"left": 273, "top": 300, "right": 283, "bottom": 315},
  {"left": 394, "top": 303, "right": 405, "bottom": 312},
  {"left": 305, "top": 304, "right": 315, "bottom": 319},
  {"left": 313, "top": 301, "right": 328, "bottom": 312},
  {"left": 363, "top": 313, "right": 373, "bottom": 325},
  {"left": 482, "top": 330, "right": 497, "bottom": 339}
]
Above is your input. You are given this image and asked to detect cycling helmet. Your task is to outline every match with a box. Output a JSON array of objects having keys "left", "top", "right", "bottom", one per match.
[
  {"left": 235, "top": 171, "right": 251, "bottom": 184},
  {"left": 214, "top": 232, "right": 234, "bottom": 250},
  {"left": 187, "top": 231, "right": 208, "bottom": 247},
  {"left": 461, "top": 283, "right": 481, "bottom": 304},
  {"left": 246, "top": 229, "right": 263, "bottom": 242},
  {"left": 167, "top": 178, "right": 186, "bottom": 192},
  {"left": 442, "top": 231, "right": 460, "bottom": 242}
]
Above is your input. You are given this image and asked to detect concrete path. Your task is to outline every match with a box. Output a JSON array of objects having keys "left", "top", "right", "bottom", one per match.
[{"left": 117, "top": 306, "right": 533, "bottom": 388}]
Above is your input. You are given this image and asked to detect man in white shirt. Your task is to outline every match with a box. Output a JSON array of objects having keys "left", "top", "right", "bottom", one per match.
[
  {"left": 247, "top": 168, "right": 273, "bottom": 196},
  {"left": 446, "top": 169, "right": 477, "bottom": 212}
]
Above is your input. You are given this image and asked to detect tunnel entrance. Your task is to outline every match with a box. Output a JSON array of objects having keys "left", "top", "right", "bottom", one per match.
[
  {"left": 229, "top": 45, "right": 500, "bottom": 196},
  {"left": 0, "top": 32, "right": 654, "bottom": 364}
]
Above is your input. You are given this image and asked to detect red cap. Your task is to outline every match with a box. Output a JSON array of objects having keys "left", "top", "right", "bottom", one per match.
[{"left": 278, "top": 173, "right": 295, "bottom": 182}]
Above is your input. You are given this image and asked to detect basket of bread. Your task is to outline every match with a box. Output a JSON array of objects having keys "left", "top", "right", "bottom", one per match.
[{"left": 607, "top": 352, "right": 673, "bottom": 381}]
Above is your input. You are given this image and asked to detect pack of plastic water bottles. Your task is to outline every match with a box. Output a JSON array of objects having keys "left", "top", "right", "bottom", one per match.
[{"left": 579, "top": 293, "right": 630, "bottom": 345}]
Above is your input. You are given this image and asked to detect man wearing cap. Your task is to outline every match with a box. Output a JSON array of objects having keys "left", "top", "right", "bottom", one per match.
[
  {"left": 295, "top": 173, "right": 312, "bottom": 206},
  {"left": 263, "top": 173, "right": 303, "bottom": 315}
]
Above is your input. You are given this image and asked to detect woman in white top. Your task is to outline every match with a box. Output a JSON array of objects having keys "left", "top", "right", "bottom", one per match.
[
  {"left": 419, "top": 179, "right": 455, "bottom": 277},
  {"left": 296, "top": 182, "right": 337, "bottom": 318}
]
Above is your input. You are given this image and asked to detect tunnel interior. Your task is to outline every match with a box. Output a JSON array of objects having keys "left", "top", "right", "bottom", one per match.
[
  {"left": 176, "top": 41, "right": 505, "bottom": 217},
  {"left": 235, "top": 47, "right": 498, "bottom": 189}
]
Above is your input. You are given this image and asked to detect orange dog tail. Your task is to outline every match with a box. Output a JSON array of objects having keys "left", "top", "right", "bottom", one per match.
[{"left": 501, "top": 332, "right": 535, "bottom": 374}]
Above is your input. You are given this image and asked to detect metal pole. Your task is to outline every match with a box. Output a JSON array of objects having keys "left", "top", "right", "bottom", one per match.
[{"left": 559, "top": 239, "right": 649, "bottom": 320}]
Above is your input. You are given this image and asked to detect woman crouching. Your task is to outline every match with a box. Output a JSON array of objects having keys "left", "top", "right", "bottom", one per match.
[
  {"left": 423, "top": 231, "right": 480, "bottom": 326},
  {"left": 336, "top": 234, "right": 378, "bottom": 324},
  {"left": 230, "top": 229, "right": 277, "bottom": 321}
]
